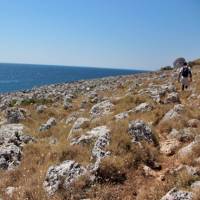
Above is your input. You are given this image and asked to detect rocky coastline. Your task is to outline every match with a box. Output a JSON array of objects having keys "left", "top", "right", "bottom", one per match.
[{"left": 0, "top": 64, "right": 200, "bottom": 200}]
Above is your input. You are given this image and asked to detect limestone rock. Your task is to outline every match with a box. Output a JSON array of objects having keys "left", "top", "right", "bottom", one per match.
[
  {"left": 0, "top": 124, "right": 34, "bottom": 170},
  {"left": 39, "top": 117, "right": 56, "bottom": 132},
  {"left": 114, "top": 112, "right": 129, "bottom": 121},
  {"left": 5, "top": 187, "right": 15, "bottom": 198},
  {"left": 161, "top": 104, "right": 185, "bottom": 122},
  {"left": 164, "top": 92, "right": 180, "bottom": 104},
  {"left": 43, "top": 160, "right": 86, "bottom": 195},
  {"left": 160, "top": 187, "right": 192, "bottom": 200},
  {"left": 90, "top": 100, "right": 114, "bottom": 118},
  {"left": 128, "top": 120, "right": 155, "bottom": 143},
  {"left": 71, "top": 118, "right": 90, "bottom": 130},
  {"left": 160, "top": 139, "right": 180, "bottom": 156},
  {"left": 71, "top": 126, "right": 110, "bottom": 171},
  {"left": 131, "top": 102, "right": 153, "bottom": 113},
  {"left": 178, "top": 136, "right": 200, "bottom": 159},
  {"left": 68, "top": 117, "right": 90, "bottom": 139},
  {"left": 4, "top": 108, "right": 26, "bottom": 123},
  {"left": 191, "top": 181, "right": 200, "bottom": 190},
  {"left": 63, "top": 95, "right": 73, "bottom": 110},
  {"left": 36, "top": 105, "right": 47, "bottom": 113},
  {"left": 187, "top": 119, "right": 200, "bottom": 128}
]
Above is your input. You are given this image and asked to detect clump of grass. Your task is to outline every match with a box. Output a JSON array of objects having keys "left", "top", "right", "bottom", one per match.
[
  {"left": 10, "top": 98, "right": 53, "bottom": 107},
  {"left": 96, "top": 156, "right": 127, "bottom": 184},
  {"left": 58, "top": 144, "right": 91, "bottom": 166}
]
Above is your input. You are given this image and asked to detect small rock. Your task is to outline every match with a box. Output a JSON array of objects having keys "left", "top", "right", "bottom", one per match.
[
  {"left": 131, "top": 102, "right": 153, "bottom": 113},
  {"left": 71, "top": 117, "right": 90, "bottom": 130},
  {"left": 90, "top": 100, "right": 114, "bottom": 118},
  {"left": 63, "top": 95, "right": 73, "bottom": 110},
  {"left": 36, "top": 105, "right": 47, "bottom": 113},
  {"left": 114, "top": 112, "right": 129, "bottom": 121},
  {"left": 191, "top": 181, "right": 200, "bottom": 190},
  {"left": 68, "top": 117, "right": 90, "bottom": 139},
  {"left": 178, "top": 136, "right": 200, "bottom": 159},
  {"left": 161, "top": 104, "right": 185, "bottom": 123},
  {"left": 5, "top": 187, "right": 15, "bottom": 198},
  {"left": 43, "top": 160, "right": 86, "bottom": 195},
  {"left": 160, "top": 139, "right": 180, "bottom": 156},
  {"left": 4, "top": 108, "right": 26, "bottom": 123},
  {"left": 187, "top": 119, "right": 200, "bottom": 128},
  {"left": 164, "top": 92, "right": 180, "bottom": 104},
  {"left": 160, "top": 187, "right": 192, "bottom": 200},
  {"left": 71, "top": 126, "right": 110, "bottom": 171},
  {"left": 39, "top": 117, "right": 56, "bottom": 132},
  {"left": 128, "top": 120, "right": 155, "bottom": 143}
]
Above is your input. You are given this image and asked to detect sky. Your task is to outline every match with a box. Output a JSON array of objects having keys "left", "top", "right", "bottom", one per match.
[{"left": 0, "top": 0, "right": 199, "bottom": 70}]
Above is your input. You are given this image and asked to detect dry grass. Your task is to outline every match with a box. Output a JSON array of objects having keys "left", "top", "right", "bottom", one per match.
[{"left": 1, "top": 64, "right": 200, "bottom": 199}]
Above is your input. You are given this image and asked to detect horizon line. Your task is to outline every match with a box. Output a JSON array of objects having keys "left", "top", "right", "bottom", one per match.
[{"left": 0, "top": 62, "right": 153, "bottom": 71}]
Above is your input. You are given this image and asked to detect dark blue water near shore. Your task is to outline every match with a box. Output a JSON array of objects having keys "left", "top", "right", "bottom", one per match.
[{"left": 0, "top": 63, "right": 145, "bottom": 93}]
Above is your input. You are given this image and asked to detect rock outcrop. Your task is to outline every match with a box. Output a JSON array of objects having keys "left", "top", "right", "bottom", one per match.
[
  {"left": 128, "top": 120, "right": 155, "bottom": 143},
  {"left": 131, "top": 102, "right": 153, "bottom": 113},
  {"left": 160, "top": 187, "right": 192, "bottom": 200},
  {"left": 71, "top": 126, "right": 110, "bottom": 171},
  {"left": 4, "top": 108, "right": 26, "bottom": 123},
  {"left": 90, "top": 100, "right": 114, "bottom": 118},
  {"left": 43, "top": 160, "right": 87, "bottom": 195},
  {"left": 0, "top": 124, "right": 34, "bottom": 170},
  {"left": 39, "top": 117, "right": 56, "bottom": 132},
  {"left": 161, "top": 104, "right": 185, "bottom": 122}
]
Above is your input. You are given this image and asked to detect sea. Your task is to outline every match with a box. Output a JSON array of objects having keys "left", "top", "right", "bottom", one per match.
[{"left": 0, "top": 63, "right": 146, "bottom": 93}]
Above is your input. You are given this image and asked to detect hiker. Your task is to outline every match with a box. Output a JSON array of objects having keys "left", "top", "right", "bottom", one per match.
[{"left": 178, "top": 62, "right": 192, "bottom": 91}]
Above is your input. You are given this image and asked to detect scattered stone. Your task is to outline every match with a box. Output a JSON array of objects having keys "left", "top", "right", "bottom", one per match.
[
  {"left": 160, "top": 139, "right": 180, "bottom": 156},
  {"left": 43, "top": 160, "right": 87, "bottom": 195},
  {"left": 0, "top": 124, "right": 34, "bottom": 170},
  {"left": 174, "top": 165, "right": 200, "bottom": 176},
  {"left": 164, "top": 92, "right": 180, "bottom": 104},
  {"left": 178, "top": 136, "right": 200, "bottom": 159},
  {"left": 131, "top": 102, "right": 153, "bottom": 113},
  {"left": 161, "top": 104, "right": 185, "bottom": 122},
  {"left": 36, "top": 105, "right": 47, "bottom": 113},
  {"left": 5, "top": 187, "right": 15, "bottom": 198},
  {"left": 187, "top": 119, "right": 200, "bottom": 128},
  {"left": 48, "top": 137, "right": 58, "bottom": 145},
  {"left": 167, "top": 129, "right": 180, "bottom": 139},
  {"left": 191, "top": 181, "right": 200, "bottom": 190},
  {"left": 128, "top": 120, "right": 155, "bottom": 143},
  {"left": 71, "top": 118, "right": 90, "bottom": 130},
  {"left": 90, "top": 100, "right": 114, "bottom": 118},
  {"left": 160, "top": 187, "right": 192, "bottom": 200},
  {"left": 114, "top": 112, "right": 129, "bottom": 121},
  {"left": 39, "top": 117, "right": 56, "bottom": 132},
  {"left": 63, "top": 95, "right": 73, "bottom": 110},
  {"left": 68, "top": 117, "right": 90, "bottom": 139},
  {"left": 177, "top": 128, "right": 195, "bottom": 142},
  {"left": 4, "top": 108, "right": 26, "bottom": 123},
  {"left": 71, "top": 126, "right": 110, "bottom": 171},
  {"left": 143, "top": 165, "right": 157, "bottom": 177}
]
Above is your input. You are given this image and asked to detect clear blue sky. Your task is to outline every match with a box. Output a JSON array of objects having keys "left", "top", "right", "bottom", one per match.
[{"left": 0, "top": 0, "right": 199, "bottom": 70}]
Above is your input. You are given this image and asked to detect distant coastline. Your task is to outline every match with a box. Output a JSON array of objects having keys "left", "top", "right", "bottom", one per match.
[{"left": 0, "top": 63, "right": 148, "bottom": 93}]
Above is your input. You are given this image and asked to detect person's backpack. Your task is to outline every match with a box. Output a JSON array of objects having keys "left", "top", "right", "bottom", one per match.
[{"left": 181, "top": 67, "right": 190, "bottom": 77}]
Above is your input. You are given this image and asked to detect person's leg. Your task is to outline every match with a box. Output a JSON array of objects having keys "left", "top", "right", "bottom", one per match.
[{"left": 182, "top": 84, "right": 184, "bottom": 91}]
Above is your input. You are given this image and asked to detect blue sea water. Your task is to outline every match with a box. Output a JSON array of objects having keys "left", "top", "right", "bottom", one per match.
[{"left": 0, "top": 63, "right": 145, "bottom": 93}]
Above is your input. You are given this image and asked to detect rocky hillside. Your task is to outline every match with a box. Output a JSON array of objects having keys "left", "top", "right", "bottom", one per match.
[{"left": 0, "top": 63, "right": 200, "bottom": 200}]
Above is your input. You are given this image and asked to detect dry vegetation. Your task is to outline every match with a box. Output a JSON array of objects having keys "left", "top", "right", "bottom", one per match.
[{"left": 1, "top": 63, "right": 200, "bottom": 200}]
